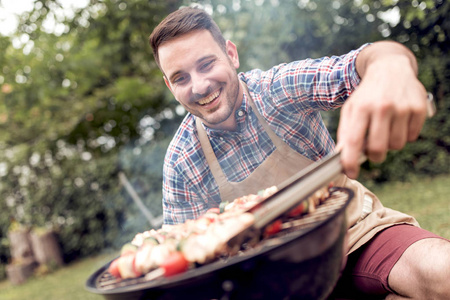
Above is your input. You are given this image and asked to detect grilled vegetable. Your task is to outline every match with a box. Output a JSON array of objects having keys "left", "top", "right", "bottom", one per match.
[
  {"left": 161, "top": 251, "right": 189, "bottom": 276},
  {"left": 287, "top": 200, "right": 309, "bottom": 218},
  {"left": 121, "top": 243, "right": 138, "bottom": 256},
  {"left": 143, "top": 237, "right": 159, "bottom": 246},
  {"left": 219, "top": 201, "right": 229, "bottom": 213},
  {"left": 264, "top": 219, "right": 283, "bottom": 236},
  {"left": 144, "top": 251, "right": 190, "bottom": 281}
]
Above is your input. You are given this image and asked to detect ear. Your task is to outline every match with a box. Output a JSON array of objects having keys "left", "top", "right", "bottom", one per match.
[
  {"left": 163, "top": 76, "right": 173, "bottom": 93},
  {"left": 226, "top": 40, "right": 240, "bottom": 69},
  {"left": 163, "top": 76, "right": 179, "bottom": 102}
]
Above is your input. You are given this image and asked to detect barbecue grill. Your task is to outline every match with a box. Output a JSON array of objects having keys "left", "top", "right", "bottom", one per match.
[{"left": 86, "top": 186, "right": 353, "bottom": 300}]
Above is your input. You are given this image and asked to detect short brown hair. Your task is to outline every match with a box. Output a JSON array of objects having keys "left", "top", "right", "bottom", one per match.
[{"left": 149, "top": 7, "right": 227, "bottom": 69}]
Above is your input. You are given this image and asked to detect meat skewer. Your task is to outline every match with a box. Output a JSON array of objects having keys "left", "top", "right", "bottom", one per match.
[{"left": 108, "top": 185, "right": 332, "bottom": 281}]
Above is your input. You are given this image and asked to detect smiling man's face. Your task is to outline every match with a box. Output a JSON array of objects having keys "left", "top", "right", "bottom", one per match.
[{"left": 158, "top": 29, "right": 243, "bottom": 131}]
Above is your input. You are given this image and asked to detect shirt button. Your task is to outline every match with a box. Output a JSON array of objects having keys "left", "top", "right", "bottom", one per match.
[
  {"left": 220, "top": 137, "right": 224, "bottom": 141},
  {"left": 237, "top": 110, "right": 244, "bottom": 117}
]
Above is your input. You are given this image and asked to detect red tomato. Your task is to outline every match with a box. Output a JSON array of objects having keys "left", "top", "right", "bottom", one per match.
[
  {"left": 108, "top": 258, "right": 121, "bottom": 278},
  {"left": 287, "top": 201, "right": 308, "bottom": 217},
  {"left": 160, "top": 252, "right": 189, "bottom": 277},
  {"left": 264, "top": 219, "right": 282, "bottom": 236}
]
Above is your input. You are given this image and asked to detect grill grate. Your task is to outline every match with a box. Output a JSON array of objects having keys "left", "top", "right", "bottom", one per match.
[
  {"left": 97, "top": 271, "right": 148, "bottom": 290},
  {"left": 95, "top": 188, "right": 349, "bottom": 291},
  {"left": 281, "top": 188, "right": 349, "bottom": 233}
]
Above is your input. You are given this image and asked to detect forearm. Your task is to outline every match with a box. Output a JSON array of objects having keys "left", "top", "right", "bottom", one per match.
[{"left": 242, "top": 45, "right": 366, "bottom": 113}]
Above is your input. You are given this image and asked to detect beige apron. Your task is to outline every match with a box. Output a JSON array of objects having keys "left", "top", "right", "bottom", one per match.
[{"left": 196, "top": 81, "right": 419, "bottom": 254}]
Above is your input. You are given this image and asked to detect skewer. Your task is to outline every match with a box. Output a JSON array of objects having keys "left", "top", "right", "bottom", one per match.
[{"left": 144, "top": 268, "right": 165, "bottom": 281}]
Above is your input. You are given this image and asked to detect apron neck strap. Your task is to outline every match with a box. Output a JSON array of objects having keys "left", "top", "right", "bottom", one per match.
[{"left": 240, "top": 80, "right": 289, "bottom": 150}]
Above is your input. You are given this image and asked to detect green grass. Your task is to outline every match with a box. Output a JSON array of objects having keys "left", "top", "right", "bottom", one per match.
[
  {"left": 0, "top": 174, "right": 448, "bottom": 299},
  {"left": 369, "top": 174, "right": 450, "bottom": 239},
  {"left": 0, "top": 252, "right": 117, "bottom": 300}
]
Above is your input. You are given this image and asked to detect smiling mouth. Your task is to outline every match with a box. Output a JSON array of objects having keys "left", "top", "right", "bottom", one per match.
[{"left": 198, "top": 89, "right": 220, "bottom": 105}]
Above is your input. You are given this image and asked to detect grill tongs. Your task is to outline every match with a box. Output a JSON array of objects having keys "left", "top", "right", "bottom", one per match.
[{"left": 226, "top": 151, "right": 354, "bottom": 251}]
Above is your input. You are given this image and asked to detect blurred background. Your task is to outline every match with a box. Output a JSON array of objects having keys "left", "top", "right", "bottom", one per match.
[{"left": 0, "top": 0, "right": 448, "bottom": 283}]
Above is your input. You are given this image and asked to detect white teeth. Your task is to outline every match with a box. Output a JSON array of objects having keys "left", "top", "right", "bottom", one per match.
[{"left": 199, "top": 90, "right": 220, "bottom": 105}]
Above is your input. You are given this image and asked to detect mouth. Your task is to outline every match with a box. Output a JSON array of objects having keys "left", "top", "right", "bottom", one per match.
[{"left": 198, "top": 89, "right": 221, "bottom": 106}]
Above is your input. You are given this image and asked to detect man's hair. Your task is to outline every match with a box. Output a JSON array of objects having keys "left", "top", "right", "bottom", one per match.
[{"left": 149, "top": 7, "right": 227, "bottom": 69}]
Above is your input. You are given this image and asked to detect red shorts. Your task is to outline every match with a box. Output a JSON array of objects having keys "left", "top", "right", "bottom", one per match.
[{"left": 328, "top": 224, "right": 443, "bottom": 299}]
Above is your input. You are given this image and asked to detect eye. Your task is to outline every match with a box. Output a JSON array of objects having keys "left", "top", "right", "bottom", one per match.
[
  {"left": 200, "top": 60, "right": 214, "bottom": 71},
  {"left": 172, "top": 75, "right": 188, "bottom": 85}
]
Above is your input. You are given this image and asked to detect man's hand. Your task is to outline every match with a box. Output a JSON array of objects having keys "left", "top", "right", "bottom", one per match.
[{"left": 336, "top": 41, "right": 428, "bottom": 179}]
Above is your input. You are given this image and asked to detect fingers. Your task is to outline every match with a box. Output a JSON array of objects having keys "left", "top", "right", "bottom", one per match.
[
  {"left": 337, "top": 98, "right": 369, "bottom": 179},
  {"left": 387, "top": 109, "right": 408, "bottom": 151},
  {"left": 366, "top": 105, "right": 392, "bottom": 162},
  {"left": 406, "top": 87, "right": 428, "bottom": 142},
  {"left": 337, "top": 88, "right": 428, "bottom": 179},
  {"left": 408, "top": 111, "right": 425, "bottom": 142},
  {"left": 338, "top": 145, "right": 361, "bottom": 180}
]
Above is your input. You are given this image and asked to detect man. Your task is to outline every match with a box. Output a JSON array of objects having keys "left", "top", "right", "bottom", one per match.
[{"left": 149, "top": 7, "right": 450, "bottom": 299}]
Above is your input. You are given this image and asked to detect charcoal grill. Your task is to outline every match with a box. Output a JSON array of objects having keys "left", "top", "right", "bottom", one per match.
[{"left": 86, "top": 187, "right": 353, "bottom": 300}]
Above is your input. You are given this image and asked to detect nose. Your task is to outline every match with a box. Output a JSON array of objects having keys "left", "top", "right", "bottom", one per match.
[{"left": 191, "top": 73, "right": 210, "bottom": 96}]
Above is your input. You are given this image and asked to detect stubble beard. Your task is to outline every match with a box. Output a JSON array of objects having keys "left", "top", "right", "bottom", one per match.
[{"left": 189, "top": 73, "right": 241, "bottom": 128}]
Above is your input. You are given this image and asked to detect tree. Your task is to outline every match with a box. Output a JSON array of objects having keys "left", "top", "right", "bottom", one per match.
[{"left": 0, "top": 0, "right": 185, "bottom": 275}]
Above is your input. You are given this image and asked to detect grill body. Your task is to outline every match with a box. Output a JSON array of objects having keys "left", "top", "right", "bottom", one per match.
[{"left": 86, "top": 188, "right": 352, "bottom": 300}]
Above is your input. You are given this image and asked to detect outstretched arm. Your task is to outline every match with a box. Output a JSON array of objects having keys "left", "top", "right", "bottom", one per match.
[{"left": 337, "top": 41, "right": 428, "bottom": 179}]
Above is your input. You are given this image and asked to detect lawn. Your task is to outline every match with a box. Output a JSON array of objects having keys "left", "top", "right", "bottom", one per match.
[
  {"left": 0, "top": 252, "right": 117, "bottom": 300},
  {"left": 369, "top": 174, "right": 450, "bottom": 239},
  {"left": 0, "top": 174, "right": 448, "bottom": 300}
]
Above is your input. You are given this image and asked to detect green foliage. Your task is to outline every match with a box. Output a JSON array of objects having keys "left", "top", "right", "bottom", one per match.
[
  {"left": 358, "top": 0, "right": 450, "bottom": 183},
  {"left": 0, "top": 143, "right": 125, "bottom": 261},
  {"left": 0, "top": 0, "right": 181, "bottom": 278}
]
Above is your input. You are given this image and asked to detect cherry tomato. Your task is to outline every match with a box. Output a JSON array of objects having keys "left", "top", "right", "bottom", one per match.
[
  {"left": 160, "top": 252, "right": 189, "bottom": 277},
  {"left": 264, "top": 219, "right": 283, "bottom": 236},
  {"left": 108, "top": 258, "right": 121, "bottom": 278},
  {"left": 287, "top": 201, "right": 308, "bottom": 217}
]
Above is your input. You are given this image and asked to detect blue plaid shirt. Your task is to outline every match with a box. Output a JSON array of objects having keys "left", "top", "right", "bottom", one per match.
[{"left": 162, "top": 45, "right": 366, "bottom": 224}]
